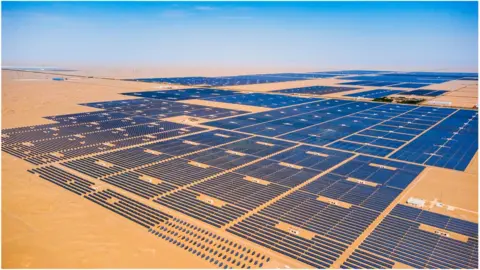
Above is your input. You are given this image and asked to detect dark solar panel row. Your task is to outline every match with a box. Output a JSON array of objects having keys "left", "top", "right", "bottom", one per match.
[
  {"left": 345, "top": 74, "right": 450, "bottom": 84},
  {"left": 218, "top": 137, "right": 295, "bottom": 158},
  {"left": 258, "top": 191, "right": 379, "bottom": 244},
  {"left": 86, "top": 189, "right": 172, "bottom": 228},
  {"left": 343, "top": 135, "right": 405, "bottom": 148},
  {"left": 345, "top": 89, "right": 405, "bottom": 99},
  {"left": 2, "top": 116, "right": 158, "bottom": 145},
  {"left": 339, "top": 80, "right": 400, "bottom": 87},
  {"left": 227, "top": 214, "right": 348, "bottom": 268},
  {"left": 238, "top": 101, "right": 381, "bottom": 137},
  {"left": 400, "top": 89, "right": 448, "bottom": 97},
  {"left": 360, "top": 215, "right": 478, "bottom": 269},
  {"left": 126, "top": 74, "right": 315, "bottom": 86},
  {"left": 300, "top": 173, "right": 402, "bottom": 212},
  {"left": 203, "top": 93, "right": 319, "bottom": 108},
  {"left": 206, "top": 99, "right": 348, "bottom": 130},
  {"left": 331, "top": 155, "right": 424, "bottom": 189},
  {"left": 247, "top": 72, "right": 337, "bottom": 79},
  {"left": 136, "top": 159, "right": 223, "bottom": 186},
  {"left": 80, "top": 98, "right": 160, "bottom": 109},
  {"left": 153, "top": 217, "right": 270, "bottom": 269},
  {"left": 134, "top": 106, "right": 246, "bottom": 120},
  {"left": 280, "top": 115, "right": 383, "bottom": 146},
  {"left": 2, "top": 122, "right": 69, "bottom": 134},
  {"left": 329, "top": 140, "right": 394, "bottom": 157},
  {"left": 391, "top": 109, "right": 478, "bottom": 171},
  {"left": 272, "top": 85, "right": 360, "bottom": 95},
  {"left": 23, "top": 128, "right": 201, "bottom": 165},
  {"left": 155, "top": 189, "right": 247, "bottom": 227},
  {"left": 95, "top": 147, "right": 172, "bottom": 169},
  {"left": 190, "top": 173, "right": 290, "bottom": 210},
  {"left": 142, "top": 130, "right": 251, "bottom": 157},
  {"left": 62, "top": 157, "right": 126, "bottom": 178},
  {"left": 336, "top": 105, "right": 455, "bottom": 156},
  {"left": 391, "top": 71, "right": 478, "bottom": 79},
  {"left": 268, "top": 145, "right": 354, "bottom": 172},
  {"left": 341, "top": 249, "right": 395, "bottom": 269},
  {"left": 44, "top": 111, "right": 132, "bottom": 124},
  {"left": 186, "top": 148, "right": 258, "bottom": 170},
  {"left": 315, "top": 70, "right": 389, "bottom": 75},
  {"left": 107, "top": 100, "right": 248, "bottom": 120},
  {"left": 101, "top": 171, "right": 178, "bottom": 199},
  {"left": 234, "top": 159, "right": 320, "bottom": 188},
  {"left": 28, "top": 166, "right": 96, "bottom": 195},
  {"left": 80, "top": 98, "right": 249, "bottom": 121},
  {"left": 392, "top": 82, "right": 431, "bottom": 88},
  {"left": 390, "top": 204, "right": 478, "bottom": 238},
  {"left": 123, "top": 88, "right": 240, "bottom": 101},
  {"left": 3, "top": 122, "right": 198, "bottom": 160}
]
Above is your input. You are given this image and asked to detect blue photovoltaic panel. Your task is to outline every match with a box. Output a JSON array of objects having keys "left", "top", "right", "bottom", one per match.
[
  {"left": 344, "top": 134, "right": 406, "bottom": 148},
  {"left": 391, "top": 109, "right": 478, "bottom": 171},
  {"left": 272, "top": 85, "right": 360, "bottom": 95},
  {"left": 237, "top": 101, "right": 380, "bottom": 137},
  {"left": 279, "top": 114, "right": 383, "bottom": 146},
  {"left": 360, "top": 211, "right": 478, "bottom": 269},
  {"left": 203, "top": 93, "right": 319, "bottom": 108},
  {"left": 234, "top": 159, "right": 320, "bottom": 188},
  {"left": 390, "top": 204, "right": 478, "bottom": 238},
  {"left": 300, "top": 173, "right": 402, "bottom": 212},
  {"left": 342, "top": 249, "right": 395, "bottom": 269},
  {"left": 400, "top": 89, "right": 448, "bottom": 97},
  {"left": 227, "top": 213, "right": 349, "bottom": 268},
  {"left": 313, "top": 70, "right": 389, "bottom": 75},
  {"left": 257, "top": 191, "right": 379, "bottom": 244},
  {"left": 345, "top": 89, "right": 405, "bottom": 99},
  {"left": 122, "top": 88, "right": 240, "bottom": 101},
  {"left": 219, "top": 136, "right": 295, "bottom": 157},
  {"left": 189, "top": 172, "right": 290, "bottom": 210},
  {"left": 329, "top": 140, "right": 394, "bottom": 157},
  {"left": 155, "top": 189, "right": 247, "bottom": 227},
  {"left": 390, "top": 82, "right": 430, "bottom": 88},
  {"left": 204, "top": 99, "right": 348, "bottom": 130},
  {"left": 126, "top": 73, "right": 321, "bottom": 86},
  {"left": 268, "top": 145, "right": 354, "bottom": 172},
  {"left": 331, "top": 155, "right": 425, "bottom": 189}
]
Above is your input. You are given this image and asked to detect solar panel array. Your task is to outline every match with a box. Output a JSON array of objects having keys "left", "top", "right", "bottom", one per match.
[
  {"left": 122, "top": 88, "right": 240, "bottom": 101},
  {"left": 400, "top": 89, "right": 448, "bottom": 97},
  {"left": 202, "top": 93, "right": 319, "bottom": 108},
  {"left": 344, "top": 89, "right": 405, "bottom": 99},
  {"left": 125, "top": 73, "right": 339, "bottom": 86},
  {"left": 3, "top": 77, "right": 478, "bottom": 269},
  {"left": 350, "top": 204, "right": 478, "bottom": 269},
  {"left": 339, "top": 72, "right": 477, "bottom": 88},
  {"left": 271, "top": 85, "right": 360, "bottom": 95}
]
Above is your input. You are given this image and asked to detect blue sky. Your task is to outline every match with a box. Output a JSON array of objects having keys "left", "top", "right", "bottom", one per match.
[{"left": 2, "top": 1, "right": 478, "bottom": 71}]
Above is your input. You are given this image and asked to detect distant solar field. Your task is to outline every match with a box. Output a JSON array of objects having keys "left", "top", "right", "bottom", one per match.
[
  {"left": 3, "top": 73, "right": 478, "bottom": 269},
  {"left": 122, "top": 88, "right": 240, "bottom": 101},
  {"left": 271, "top": 85, "right": 360, "bottom": 95},
  {"left": 125, "top": 72, "right": 337, "bottom": 86},
  {"left": 338, "top": 71, "right": 477, "bottom": 88},
  {"left": 202, "top": 93, "right": 319, "bottom": 108},
  {"left": 345, "top": 89, "right": 405, "bottom": 99},
  {"left": 399, "top": 89, "right": 448, "bottom": 97}
]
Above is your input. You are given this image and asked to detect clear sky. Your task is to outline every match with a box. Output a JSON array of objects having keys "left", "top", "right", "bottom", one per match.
[{"left": 2, "top": 1, "right": 478, "bottom": 71}]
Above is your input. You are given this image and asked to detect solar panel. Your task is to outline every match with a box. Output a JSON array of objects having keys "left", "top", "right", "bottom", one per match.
[
  {"left": 272, "top": 85, "right": 360, "bottom": 95},
  {"left": 203, "top": 93, "right": 319, "bottom": 108},
  {"left": 345, "top": 89, "right": 405, "bottom": 99},
  {"left": 391, "top": 109, "right": 478, "bottom": 170}
]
